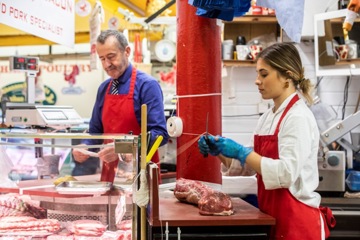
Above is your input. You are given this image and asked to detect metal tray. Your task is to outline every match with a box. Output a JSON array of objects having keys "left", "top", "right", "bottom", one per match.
[{"left": 56, "top": 181, "right": 112, "bottom": 195}]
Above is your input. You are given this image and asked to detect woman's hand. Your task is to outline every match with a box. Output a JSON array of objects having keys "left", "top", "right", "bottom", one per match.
[
  {"left": 207, "top": 135, "right": 253, "bottom": 166},
  {"left": 198, "top": 135, "right": 221, "bottom": 156}
]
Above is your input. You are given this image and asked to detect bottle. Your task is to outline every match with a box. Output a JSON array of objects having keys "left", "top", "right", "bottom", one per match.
[
  {"left": 343, "top": 9, "right": 357, "bottom": 32},
  {"left": 343, "top": 0, "right": 360, "bottom": 40}
]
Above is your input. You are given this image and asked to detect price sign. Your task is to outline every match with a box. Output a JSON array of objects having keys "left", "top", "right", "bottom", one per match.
[{"left": 10, "top": 56, "right": 39, "bottom": 72}]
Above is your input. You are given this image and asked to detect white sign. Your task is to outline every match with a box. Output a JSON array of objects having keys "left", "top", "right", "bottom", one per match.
[{"left": 0, "top": 0, "right": 75, "bottom": 48}]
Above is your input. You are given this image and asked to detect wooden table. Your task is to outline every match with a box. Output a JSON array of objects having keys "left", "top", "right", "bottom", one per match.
[{"left": 146, "top": 164, "right": 275, "bottom": 240}]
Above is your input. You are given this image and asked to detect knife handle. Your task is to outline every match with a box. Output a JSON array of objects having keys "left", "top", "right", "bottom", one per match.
[{"left": 203, "top": 135, "right": 211, "bottom": 158}]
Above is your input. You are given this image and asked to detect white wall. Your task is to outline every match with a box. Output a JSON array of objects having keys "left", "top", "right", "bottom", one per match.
[
  {"left": 1, "top": 42, "right": 359, "bottom": 140},
  {"left": 222, "top": 42, "right": 360, "bottom": 144},
  {"left": 0, "top": 59, "right": 104, "bottom": 118}
]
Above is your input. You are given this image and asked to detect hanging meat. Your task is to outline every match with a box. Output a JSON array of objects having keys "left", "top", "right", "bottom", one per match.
[{"left": 64, "top": 65, "right": 80, "bottom": 86}]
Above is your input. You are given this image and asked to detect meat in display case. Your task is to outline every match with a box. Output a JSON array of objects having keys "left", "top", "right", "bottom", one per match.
[{"left": 0, "top": 131, "right": 141, "bottom": 239}]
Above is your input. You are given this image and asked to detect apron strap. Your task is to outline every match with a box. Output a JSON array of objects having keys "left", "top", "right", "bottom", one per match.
[
  {"left": 274, "top": 94, "right": 300, "bottom": 135},
  {"left": 127, "top": 67, "right": 137, "bottom": 99}
]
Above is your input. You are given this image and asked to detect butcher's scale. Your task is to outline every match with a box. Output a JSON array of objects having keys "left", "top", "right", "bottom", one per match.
[
  {"left": 4, "top": 56, "right": 84, "bottom": 178},
  {"left": 5, "top": 56, "right": 83, "bottom": 128}
]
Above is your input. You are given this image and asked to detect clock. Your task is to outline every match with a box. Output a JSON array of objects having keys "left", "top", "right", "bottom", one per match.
[
  {"left": 75, "top": 0, "right": 91, "bottom": 17},
  {"left": 154, "top": 39, "right": 176, "bottom": 62}
]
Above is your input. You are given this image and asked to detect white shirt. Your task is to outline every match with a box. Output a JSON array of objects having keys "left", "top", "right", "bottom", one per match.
[{"left": 252, "top": 93, "right": 321, "bottom": 208}]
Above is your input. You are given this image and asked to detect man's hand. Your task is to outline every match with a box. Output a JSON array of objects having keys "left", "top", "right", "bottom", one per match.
[
  {"left": 72, "top": 144, "right": 90, "bottom": 163},
  {"left": 98, "top": 146, "right": 119, "bottom": 163},
  {"left": 120, "top": 153, "right": 133, "bottom": 163}
]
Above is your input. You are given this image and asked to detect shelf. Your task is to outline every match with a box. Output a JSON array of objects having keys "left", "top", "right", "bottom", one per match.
[
  {"left": 336, "top": 58, "right": 360, "bottom": 65},
  {"left": 317, "top": 56, "right": 360, "bottom": 77},
  {"left": 314, "top": 9, "right": 360, "bottom": 77},
  {"left": 224, "top": 15, "right": 277, "bottom": 24},
  {"left": 223, "top": 15, "right": 282, "bottom": 47},
  {"left": 223, "top": 60, "right": 256, "bottom": 67},
  {"left": 330, "top": 17, "right": 360, "bottom": 23}
]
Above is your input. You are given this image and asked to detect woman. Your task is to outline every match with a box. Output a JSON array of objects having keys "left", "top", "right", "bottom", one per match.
[{"left": 198, "top": 42, "right": 335, "bottom": 239}]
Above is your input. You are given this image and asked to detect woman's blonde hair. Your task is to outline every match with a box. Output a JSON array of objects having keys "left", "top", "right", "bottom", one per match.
[{"left": 257, "top": 42, "right": 314, "bottom": 105}]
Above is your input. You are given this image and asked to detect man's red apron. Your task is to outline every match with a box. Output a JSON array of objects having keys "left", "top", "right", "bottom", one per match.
[
  {"left": 254, "top": 94, "right": 333, "bottom": 239},
  {"left": 100, "top": 67, "right": 159, "bottom": 182}
]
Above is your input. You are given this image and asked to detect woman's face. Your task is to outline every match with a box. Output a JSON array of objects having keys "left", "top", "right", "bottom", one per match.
[
  {"left": 96, "top": 36, "right": 130, "bottom": 79},
  {"left": 255, "top": 58, "right": 288, "bottom": 102}
]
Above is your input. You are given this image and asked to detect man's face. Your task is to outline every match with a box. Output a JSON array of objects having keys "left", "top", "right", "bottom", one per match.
[{"left": 96, "top": 36, "right": 130, "bottom": 79}]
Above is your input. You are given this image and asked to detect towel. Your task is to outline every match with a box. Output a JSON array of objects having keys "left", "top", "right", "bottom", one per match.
[{"left": 257, "top": 0, "right": 305, "bottom": 43}]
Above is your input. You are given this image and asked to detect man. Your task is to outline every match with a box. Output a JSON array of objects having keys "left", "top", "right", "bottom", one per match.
[{"left": 72, "top": 29, "right": 169, "bottom": 181}]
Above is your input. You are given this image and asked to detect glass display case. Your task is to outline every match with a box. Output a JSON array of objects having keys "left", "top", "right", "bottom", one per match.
[{"left": 0, "top": 130, "right": 140, "bottom": 238}]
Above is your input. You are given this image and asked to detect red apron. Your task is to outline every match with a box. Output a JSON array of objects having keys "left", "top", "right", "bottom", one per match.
[
  {"left": 255, "top": 94, "right": 332, "bottom": 240},
  {"left": 100, "top": 67, "right": 159, "bottom": 182}
]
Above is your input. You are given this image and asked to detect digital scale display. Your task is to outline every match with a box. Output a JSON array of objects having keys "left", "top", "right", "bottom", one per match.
[
  {"left": 9, "top": 56, "right": 39, "bottom": 72},
  {"left": 42, "top": 111, "right": 68, "bottom": 120}
]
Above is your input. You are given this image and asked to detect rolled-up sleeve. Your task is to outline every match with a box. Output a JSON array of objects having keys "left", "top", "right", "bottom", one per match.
[
  {"left": 261, "top": 112, "right": 312, "bottom": 190},
  {"left": 135, "top": 71, "right": 169, "bottom": 147}
]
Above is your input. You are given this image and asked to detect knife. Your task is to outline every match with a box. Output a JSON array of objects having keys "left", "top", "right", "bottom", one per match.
[{"left": 204, "top": 112, "right": 210, "bottom": 158}]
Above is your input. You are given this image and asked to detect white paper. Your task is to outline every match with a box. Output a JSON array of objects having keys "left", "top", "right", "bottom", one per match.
[
  {"left": 222, "top": 175, "right": 258, "bottom": 195},
  {"left": 76, "top": 148, "right": 99, "bottom": 157}
]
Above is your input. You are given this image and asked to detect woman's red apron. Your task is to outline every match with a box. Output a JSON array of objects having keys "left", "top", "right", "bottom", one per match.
[
  {"left": 100, "top": 67, "right": 159, "bottom": 182},
  {"left": 254, "top": 94, "right": 333, "bottom": 239}
]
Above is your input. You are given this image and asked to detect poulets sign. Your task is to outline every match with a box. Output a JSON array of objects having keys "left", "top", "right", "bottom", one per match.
[{"left": 0, "top": 0, "right": 74, "bottom": 47}]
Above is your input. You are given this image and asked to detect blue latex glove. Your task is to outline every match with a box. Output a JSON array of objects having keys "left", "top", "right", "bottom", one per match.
[
  {"left": 198, "top": 135, "right": 221, "bottom": 156},
  {"left": 205, "top": 135, "right": 253, "bottom": 166}
]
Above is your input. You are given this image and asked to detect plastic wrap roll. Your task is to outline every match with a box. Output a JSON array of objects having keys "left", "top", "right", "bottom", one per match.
[{"left": 167, "top": 116, "right": 183, "bottom": 137}]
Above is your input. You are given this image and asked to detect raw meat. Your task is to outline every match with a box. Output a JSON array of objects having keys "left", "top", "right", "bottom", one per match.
[
  {"left": 71, "top": 220, "right": 106, "bottom": 237},
  {"left": 0, "top": 194, "right": 46, "bottom": 219},
  {"left": 47, "top": 234, "right": 74, "bottom": 240},
  {"left": 174, "top": 178, "right": 234, "bottom": 216},
  {"left": 115, "top": 230, "right": 131, "bottom": 240},
  {"left": 117, "top": 219, "right": 132, "bottom": 231},
  {"left": 198, "top": 191, "right": 234, "bottom": 216},
  {"left": 0, "top": 216, "right": 60, "bottom": 234},
  {"left": 173, "top": 178, "right": 213, "bottom": 204}
]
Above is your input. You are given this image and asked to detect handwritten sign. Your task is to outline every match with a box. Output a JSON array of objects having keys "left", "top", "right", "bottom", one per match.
[{"left": 0, "top": 0, "right": 74, "bottom": 47}]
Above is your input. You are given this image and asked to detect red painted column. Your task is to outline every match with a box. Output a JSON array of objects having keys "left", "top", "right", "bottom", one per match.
[{"left": 176, "top": 0, "right": 222, "bottom": 184}]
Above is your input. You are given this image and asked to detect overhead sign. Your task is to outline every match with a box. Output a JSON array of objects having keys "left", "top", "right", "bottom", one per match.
[{"left": 0, "top": 0, "right": 74, "bottom": 47}]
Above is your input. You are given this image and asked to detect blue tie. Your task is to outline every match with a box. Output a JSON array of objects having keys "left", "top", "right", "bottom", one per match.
[{"left": 111, "top": 79, "right": 119, "bottom": 95}]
